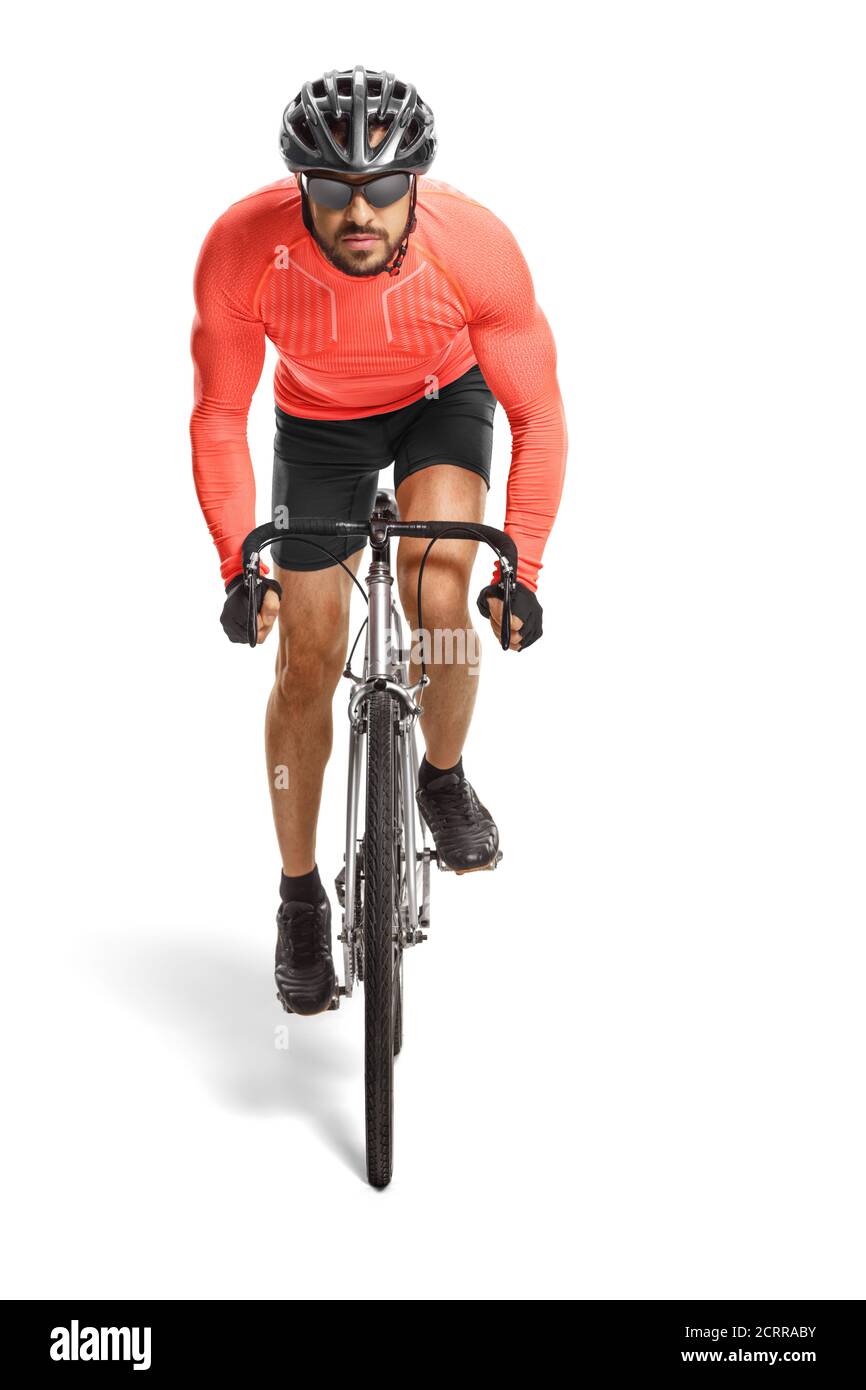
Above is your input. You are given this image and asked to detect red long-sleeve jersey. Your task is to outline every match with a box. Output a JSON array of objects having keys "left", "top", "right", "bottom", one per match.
[{"left": 190, "top": 175, "right": 567, "bottom": 590}]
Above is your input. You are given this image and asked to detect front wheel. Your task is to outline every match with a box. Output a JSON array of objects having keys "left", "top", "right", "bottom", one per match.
[
  {"left": 393, "top": 954, "right": 404, "bottom": 1058},
  {"left": 363, "top": 691, "right": 400, "bottom": 1188}
]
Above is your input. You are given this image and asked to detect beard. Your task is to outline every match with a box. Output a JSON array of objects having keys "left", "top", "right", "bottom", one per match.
[{"left": 311, "top": 219, "right": 407, "bottom": 278}]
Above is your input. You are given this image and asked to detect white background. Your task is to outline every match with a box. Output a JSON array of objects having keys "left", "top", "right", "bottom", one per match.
[{"left": 1, "top": 0, "right": 863, "bottom": 1300}]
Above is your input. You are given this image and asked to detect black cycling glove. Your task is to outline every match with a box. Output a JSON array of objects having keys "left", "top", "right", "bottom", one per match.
[
  {"left": 220, "top": 573, "right": 283, "bottom": 645},
  {"left": 476, "top": 580, "right": 543, "bottom": 651}
]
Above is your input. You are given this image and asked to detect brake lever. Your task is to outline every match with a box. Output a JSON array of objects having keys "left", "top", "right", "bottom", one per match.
[
  {"left": 245, "top": 552, "right": 260, "bottom": 648},
  {"left": 499, "top": 560, "right": 515, "bottom": 651}
]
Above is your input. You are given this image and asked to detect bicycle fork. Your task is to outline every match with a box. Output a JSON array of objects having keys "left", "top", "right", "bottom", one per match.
[{"left": 334, "top": 555, "right": 432, "bottom": 1003}]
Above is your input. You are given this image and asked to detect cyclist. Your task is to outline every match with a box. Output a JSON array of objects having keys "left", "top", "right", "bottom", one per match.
[{"left": 191, "top": 68, "right": 568, "bottom": 1015}]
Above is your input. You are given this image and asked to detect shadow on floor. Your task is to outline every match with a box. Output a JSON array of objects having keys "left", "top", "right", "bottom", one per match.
[{"left": 91, "top": 926, "right": 365, "bottom": 1177}]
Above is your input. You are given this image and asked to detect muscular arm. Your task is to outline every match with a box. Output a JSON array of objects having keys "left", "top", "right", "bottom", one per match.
[
  {"left": 190, "top": 216, "right": 266, "bottom": 583},
  {"left": 465, "top": 218, "right": 567, "bottom": 592}
]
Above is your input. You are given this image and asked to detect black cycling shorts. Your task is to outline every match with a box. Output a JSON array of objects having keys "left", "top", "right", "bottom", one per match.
[{"left": 270, "top": 364, "right": 497, "bottom": 571}]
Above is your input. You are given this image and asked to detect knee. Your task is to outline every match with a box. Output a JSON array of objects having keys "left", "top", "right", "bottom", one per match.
[
  {"left": 273, "top": 611, "right": 347, "bottom": 704},
  {"left": 398, "top": 562, "right": 471, "bottom": 633}
]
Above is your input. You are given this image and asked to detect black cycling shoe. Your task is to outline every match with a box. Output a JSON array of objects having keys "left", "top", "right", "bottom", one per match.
[
  {"left": 275, "top": 889, "right": 336, "bottom": 1016},
  {"left": 416, "top": 771, "right": 500, "bottom": 874}
]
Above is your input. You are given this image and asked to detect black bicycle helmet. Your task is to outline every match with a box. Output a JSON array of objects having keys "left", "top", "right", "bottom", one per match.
[
  {"left": 280, "top": 66, "right": 437, "bottom": 175},
  {"left": 280, "top": 66, "right": 436, "bottom": 276}
]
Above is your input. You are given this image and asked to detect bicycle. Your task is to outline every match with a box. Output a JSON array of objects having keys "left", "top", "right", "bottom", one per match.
[{"left": 241, "top": 489, "right": 518, "bottom": 1187}]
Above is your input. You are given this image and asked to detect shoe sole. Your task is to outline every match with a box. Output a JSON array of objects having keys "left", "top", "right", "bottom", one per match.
[
  {"left": 276, "top": 991, "right": 337, "bottom": 1016},
  {"left": 447, "top": 850, "right": 504, "bottom": 876}
]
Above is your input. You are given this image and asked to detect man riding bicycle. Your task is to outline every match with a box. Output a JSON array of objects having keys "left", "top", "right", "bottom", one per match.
[{"left": 190, "top": 67, "right": 568, "bottom": 1017}]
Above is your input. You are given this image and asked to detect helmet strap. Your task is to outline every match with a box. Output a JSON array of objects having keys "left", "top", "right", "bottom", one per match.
[
  {"left": 298, "top": 177, "right": 316, "bottom": 237},
  {"left": 384, "top": 176, "right": 418, "bottom": 277}
]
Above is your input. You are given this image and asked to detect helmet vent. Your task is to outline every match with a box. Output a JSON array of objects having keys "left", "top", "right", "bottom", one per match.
[{"left": 280, "top": 67, "right": 436, "bottom": 176}]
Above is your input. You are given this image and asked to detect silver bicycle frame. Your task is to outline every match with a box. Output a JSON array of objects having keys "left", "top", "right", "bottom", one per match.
[{"left": 339, "top": 502, "right": 430, "bottom": 998}]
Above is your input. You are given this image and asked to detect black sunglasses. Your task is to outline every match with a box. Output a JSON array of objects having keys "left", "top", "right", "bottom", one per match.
[{"left": 302, "top": 171, "right": 413, "bottom": 212}]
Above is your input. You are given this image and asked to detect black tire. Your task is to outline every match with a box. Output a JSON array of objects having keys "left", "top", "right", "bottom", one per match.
[
  {"left": 364, "top": 691, "right": 399, "bottom": 1188},
  {"left": 355, "top": 835, "right": 365, "bottom": 985},
  {"left": 393, "top": 955, "right": 403, "bottom": 1058},
  {"left": 393, "top": 739, "right": 407, "bottom": 1060}
]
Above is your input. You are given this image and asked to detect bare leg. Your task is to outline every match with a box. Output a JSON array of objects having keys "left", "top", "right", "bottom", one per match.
[
  {"left": 266, "top": 553, "right": 363, "bottom": 875},
  {"left": 395, "top": 466, "right": 487, "bottom": 768}
]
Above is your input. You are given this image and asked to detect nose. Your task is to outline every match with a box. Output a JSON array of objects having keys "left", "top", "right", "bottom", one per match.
[{"left": 345, "top": 188, "right": 376, "bottom": 225}]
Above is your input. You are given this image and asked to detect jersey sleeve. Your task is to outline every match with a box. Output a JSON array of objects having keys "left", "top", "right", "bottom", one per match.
[
  {"left": 464, "top": 213, "right": 568, "bottom": 592},
  {"left": 190, "top": 212, "right": 267, "bottom": 583}
]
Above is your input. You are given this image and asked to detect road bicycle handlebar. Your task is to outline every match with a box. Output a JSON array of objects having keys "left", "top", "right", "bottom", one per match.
[
  {"left": 242, "top": 517, "right": 517, "bottom": 573},
  {"left": 240, "top": 517, "right": 518, "bottom": 651}
]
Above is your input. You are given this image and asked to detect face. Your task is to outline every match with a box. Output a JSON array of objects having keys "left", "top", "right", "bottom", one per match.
[
  {"left": 305, "top": 169, "right": 413, "bottom": 277},
  {"left": 303, "top": 121, "right": 413, "bottom": 276}
]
